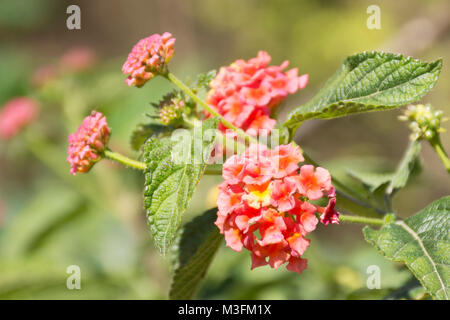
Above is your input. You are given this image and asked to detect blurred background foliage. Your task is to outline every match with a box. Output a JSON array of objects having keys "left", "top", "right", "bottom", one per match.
[{"left": 0, "top": 0, "right": 448, "bottom": 299}]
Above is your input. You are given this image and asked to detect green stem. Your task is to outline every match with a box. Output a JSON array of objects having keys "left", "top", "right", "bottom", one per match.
[
  {"left": 204, "top": 164, "right": 223, "bottom": 175},
  {"left": 428, "top": 135, "right": 450, "bottom": 173},
  {"left": 339, "top": 214, "right": 385, "bottom": 226},
  {"left": 164, "top": 72, "right": 258, "bottom": 145},
  {"left": 104, "top": 150, "right": 146, "bottom": 171}
]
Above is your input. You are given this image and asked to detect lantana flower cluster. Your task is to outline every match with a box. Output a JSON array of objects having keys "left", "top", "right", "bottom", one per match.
[
  {"left": 0, "top": 97, "right": 39, "bottom": 140},
  {"left": 215, "top": 143, "right": 339, "bottom": 274},
  {"left": 67, "top": 111, "right": 111, "bottom": 175},
  {"left": 122, "top": 32, "right": 175, "bottom": 87},
  {"left": 206, "top": 51, "right": 308, "bottom": 136}
]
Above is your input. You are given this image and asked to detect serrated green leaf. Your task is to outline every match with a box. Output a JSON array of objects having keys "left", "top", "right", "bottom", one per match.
[
  {"left": 284, "top": 51, "right": 442, "bottom": 131},
  {"left": 169, "top": 207, "right": 222, "bottom": 300},
  {"left": 143, "top": 117, "right": 220, "bottom": 254},
  {"left": 363, "top": 196, "right": 450, "bottom": 300}
]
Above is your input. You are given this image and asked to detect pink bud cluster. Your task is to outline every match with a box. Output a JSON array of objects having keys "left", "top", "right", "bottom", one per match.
[
  {"left": 122, "top": 32, "right": 176, "bottom": 87},
  {"left": 0, "top": 97, "right": 39, "bottom": 140},
  {"left": 32, "top": 47, "right": 96, "bottom": 88},
  {"left": 206, "top": 51, "right": 308, "bottom": 136},
  {"left": 67, "top": 111, "right": 111, "bottom": 175},
  {"left": 60, "top": 47, "right": 96, "bottom": 72},
  {"left": 159, "top": 98, "right": 185, "bottom": 125},
  {"left": 216, "top": 143, "right": 339, "bottom": 274}
]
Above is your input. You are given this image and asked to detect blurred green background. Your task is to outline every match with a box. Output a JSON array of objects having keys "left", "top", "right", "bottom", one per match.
[{"left": 0, "top": 0, "right": 448, "bottom": 299}]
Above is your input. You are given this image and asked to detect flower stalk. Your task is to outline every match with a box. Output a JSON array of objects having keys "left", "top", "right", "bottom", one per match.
[
  {"left": 338, "top": 214, "right": 385, "bottom": 226},
  {"left": 164, "top": 72, "right": 258, "bottom": 145},
  {"left": 104, "top": 150, "right": 146, "bottom": 171},
  {"left": 428, "top": 135, "right": 450, "bottom": 173}
]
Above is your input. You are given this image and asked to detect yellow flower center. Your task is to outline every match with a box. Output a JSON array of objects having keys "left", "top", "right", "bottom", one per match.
[{"left": 244, "top": 182, "right": 273, "bottom": 209}]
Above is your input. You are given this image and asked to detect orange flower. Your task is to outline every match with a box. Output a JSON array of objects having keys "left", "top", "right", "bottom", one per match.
[{"left": 216, "top": 143, "right": 339, "bottom": 274}]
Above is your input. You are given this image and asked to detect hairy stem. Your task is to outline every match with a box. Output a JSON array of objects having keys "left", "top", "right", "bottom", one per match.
[
  {"left": 104, "top": 150, "right": 146, "bottom": 171},
  {"left": 164, "top": 72, "right": 258, "bottom": 145},
  {"left": 339, "top": 214, "right": 385, "bottom": 226},
  {"left": 428, "top": 135, "right": 450, "bottom": 173},
  {"left": 204, "top": 165, "right": 223, "bottom": 175}
]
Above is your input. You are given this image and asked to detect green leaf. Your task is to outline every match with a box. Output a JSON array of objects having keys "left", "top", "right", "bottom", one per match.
[
  {"left": 385, "top": 140, "right": 422, "bottom": 196},
  {"left": 347, "top": 169, "right": 393, "bottom": 193},
  {"left": 347, "top": 140, "right": 422, "bottom": 210},
  {"left": 143, "top": 117, "right": 220, "bottom": 254},
  {"left": 169, "top": 207, "right": 222, "bottom": 300},
  {"left": 130, "top": 122, "right": 172, "bottom": 151},
  {"left": 363, "top": 196, "right": 450, "bottom": 300},
  {"left": 284, "top": 51, "right": 442, "bottom": 131}
]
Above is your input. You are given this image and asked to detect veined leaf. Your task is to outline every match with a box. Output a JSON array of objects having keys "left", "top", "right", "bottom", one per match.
[
  {"left": 386, "top": 140, "right": 422, "bottom": 196},
  {"left": 169, "top": 207, "right": 222, "bottom": 300},
  {"left": 143, "top": 117, "right": 220, "bottom": 254},
  {"left": 364, "top": 196, "right": 450, "bottom": 300},
  {"left": 284, "top": 51, "right": 442, "bottom": 132},
  {"left": 130, "top": 122, "right": 172, "bottom": 151},
  {"left": 347, "top": 140, "right": 421, "bottom": 210}
]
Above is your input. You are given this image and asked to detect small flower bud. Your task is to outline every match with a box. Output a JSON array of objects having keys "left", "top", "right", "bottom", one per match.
[
  {"left": 122, "top": 32, "right": 175, "bottom": 87},
  {"left": 67, "top": 111, "right": 111, "bottom": 175},
  {"left": 400, "top": 104, "right": 446, "bottom": 141},
  {"left": 157, "top": 94, "right": 186, "bottom": 126}
]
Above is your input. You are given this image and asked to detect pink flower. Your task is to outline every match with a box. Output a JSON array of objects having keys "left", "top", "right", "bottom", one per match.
[
  {"left": 286, "top": 256, "right": 308, "bottom": 274},
  {"left": 206, "top": 51, "right": 308, "bottom": 136},
  {"left": 319, "top": 197, "right": 340, "bottom": 226},
  {"left": 60, "top": 47, "right": 96, "bottom": 72},
  {"left": 222, "top": 155, "right": 246, "bottom": 184},
  {"left": 245, "top": 113, "right": 276, "bottom": 137},
  {"left": 0, "top": 97, "right": 39, "bottom": 140},
  {"left": 216, "top": 143, "right": 339, "bottom": 274},
  {"left": 122, "top": 32, "right": 175, "bottom": 87},
  {"left": 270, "top": 178, "right": 297, "bottom": 212},
  {"left": 292, "top": 165, "right": 333, "bottom": 200},
  {"left": 241, "top": 85, "right": 272, "bottom": 106},
  {"left": 66, "top": 111, "right": 111, "bottom": 175},
  {"left": 271, "top": 144, "right": 304, "bottom": 178}
]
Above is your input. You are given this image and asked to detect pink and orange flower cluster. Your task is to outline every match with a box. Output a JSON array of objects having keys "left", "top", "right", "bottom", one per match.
[
  {"left": 206, "top": 51, "right": 308, "bottom": 136},
  {"left": 122, "top": 32, "right": 175, "bottom": 87},
  {"left": 215, "top": 143, "right": 339, "bottom": 274},
  {"left": 67, "top": 111, "right": 111, "bottom": 175}
]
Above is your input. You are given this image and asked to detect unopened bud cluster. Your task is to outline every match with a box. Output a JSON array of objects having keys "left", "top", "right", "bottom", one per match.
[
  {"left": 399, "top": 104, "right": 447, "bottom": 141},
  {"left": 159, "top": 98, "right": 185, "bottom": 125}
]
